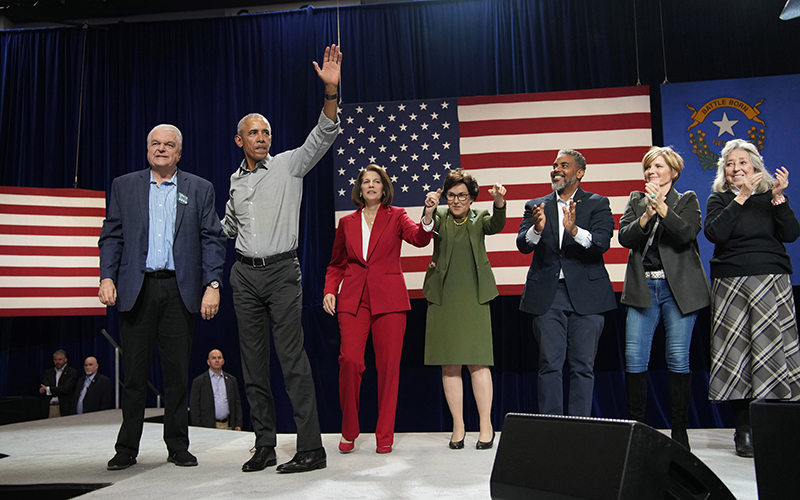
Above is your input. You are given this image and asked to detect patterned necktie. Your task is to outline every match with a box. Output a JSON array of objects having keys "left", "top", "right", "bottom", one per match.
[{"left": 76, "top": 377, "right": 91, "bottom": 414}]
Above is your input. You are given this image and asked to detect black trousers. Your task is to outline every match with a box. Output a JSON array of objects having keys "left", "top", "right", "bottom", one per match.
[
  {"left": 115, "top": 274, "right": 193, "bottom": 457},
  {"left": 231, "top": 257, "right": 322, "bottom": 451}
]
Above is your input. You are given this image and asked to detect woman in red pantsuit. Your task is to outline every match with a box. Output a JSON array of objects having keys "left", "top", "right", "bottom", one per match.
[{"left": 324, "top": 164, "right": 439, "bottom": 454}]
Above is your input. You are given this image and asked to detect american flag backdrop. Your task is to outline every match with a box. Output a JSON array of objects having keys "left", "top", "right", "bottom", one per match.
[
  {"left": 333, "top": 86, "right": 652, "bottom": 298},
  {"left": 0, "top": 187, "right": 106, "bottom": 317}
]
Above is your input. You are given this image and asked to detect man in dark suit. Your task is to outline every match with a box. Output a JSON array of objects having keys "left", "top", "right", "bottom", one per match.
[
  {"left": 72, "top": 356, "right": 113, "bottom": 414},
  {"left": 517, "top": 149, "right": 616, "bottom": 417},
  {"left": 190, "top": 349, "right": 242, "bottom": 431},
  {"left": 98, "top": 124, "right": 226, "bottom": 471},
  {"left": 39, "top": 349, "right": 78, "bottom": 418}
]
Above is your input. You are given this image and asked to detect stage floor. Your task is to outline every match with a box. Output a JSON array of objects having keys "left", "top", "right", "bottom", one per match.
[{"left": 0, "top": 409, "right": 757, "bottom": 499}]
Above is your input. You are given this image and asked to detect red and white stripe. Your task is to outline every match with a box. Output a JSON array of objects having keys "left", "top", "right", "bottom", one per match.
[
  {"left": 0, "top": 187, "right": 106, "bottom": 317},
  {"left": 338, "top": 86, "right": 652, "bottom": 298}
]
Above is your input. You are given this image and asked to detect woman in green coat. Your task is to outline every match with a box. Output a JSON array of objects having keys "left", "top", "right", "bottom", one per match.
[{"left": 422, "top": 169, "right": 506, "bottom": 450}]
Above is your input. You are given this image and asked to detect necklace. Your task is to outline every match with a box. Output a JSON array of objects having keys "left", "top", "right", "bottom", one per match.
[
  {"left": 364, "top": 209, "right": 377, "bottom": 226},
  {"left": 453, "top": 217, "right": 467, "bottom": 226}
]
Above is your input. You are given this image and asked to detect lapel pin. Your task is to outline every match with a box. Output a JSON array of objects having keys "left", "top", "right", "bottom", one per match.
[{"left": 178, "top": 193, "right": 188, "bottom": 205}]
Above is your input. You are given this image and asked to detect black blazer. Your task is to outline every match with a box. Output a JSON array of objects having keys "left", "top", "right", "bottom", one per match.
[
  {"left": 71, "top": 373, "right": 114, "bottom": 414},
  {"left": 517, "top": 187, "right": 616, "bottom": 316},
  {"left": 190, "top": 370, "right": 243, "bottom": 429},
  {"left": 618, "top": 188, "right": 710, "bottom": 314},
  {"left": 40, "top": 365, "right": 78, "bottom": 417}
]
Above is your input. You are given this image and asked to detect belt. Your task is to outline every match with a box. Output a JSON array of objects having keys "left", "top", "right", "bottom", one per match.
[
  {"left": 146, "top": 270, "right": 176, "bottom": 279},
  {"left": 237, "top": 250, "right": 296, "bottom": 268},
  {"left": 644, "top": 270, "right": 666, "bottom": 280},
  {"left": 50, "top": 402, "right": 60, "bottom": 406},
  {"left": 216, "top": 418, "right": 228, "bottom": 423}
]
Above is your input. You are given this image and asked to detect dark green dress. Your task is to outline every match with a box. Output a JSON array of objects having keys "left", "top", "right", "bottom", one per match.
[{"left": 424, "top": 221, "right": 494, "bottom": 366}]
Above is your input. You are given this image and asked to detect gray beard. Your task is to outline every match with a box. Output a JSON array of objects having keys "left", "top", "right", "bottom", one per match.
[{"left": 552, "top": 176, "right": 576, "bottom": 193}]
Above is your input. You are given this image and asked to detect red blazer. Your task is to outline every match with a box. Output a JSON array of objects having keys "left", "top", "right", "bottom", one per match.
[{"left": 324, "top": 205, "right": 432, "bottom": 316}]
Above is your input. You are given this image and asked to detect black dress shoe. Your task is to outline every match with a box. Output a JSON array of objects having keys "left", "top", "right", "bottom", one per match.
[
  {"left": 476, "top": 432, "right": 495, "bottom": 450},
  {"left": 107, "top": 452, "right": 137, "bottom": 471},
  {"left": 734, "top": 430, "right": 754, "bottom": 458},
  {"left": 276, "top": 447, "right": 327, "bottom": 473},
  {"left": 167, "top": 450, "right": 198, "bottom": 467},
  {"left": 242, "top": 446, "right": 277, "bottom": 472},
  {"left": 449, "top": 436, "right": 465, "bottom": 449}
]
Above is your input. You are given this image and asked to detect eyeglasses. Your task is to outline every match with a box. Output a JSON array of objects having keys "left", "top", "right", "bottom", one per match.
[{"left": 446, "top": 192, "right": 470, "bottom": 201}]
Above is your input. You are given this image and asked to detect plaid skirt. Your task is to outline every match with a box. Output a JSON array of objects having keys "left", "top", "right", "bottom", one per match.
[{"left": 709, "top": 274, "right": 800, "bottom": 401}]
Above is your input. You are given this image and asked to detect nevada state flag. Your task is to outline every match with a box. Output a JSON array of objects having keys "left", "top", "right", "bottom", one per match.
[{"left": 662, "top": 74, "right": 800, "bottom": 279}]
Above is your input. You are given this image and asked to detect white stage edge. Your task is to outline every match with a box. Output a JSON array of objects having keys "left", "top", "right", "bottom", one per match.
[{"left": 0, "top": 410, "right": 757, "bottom": 499}]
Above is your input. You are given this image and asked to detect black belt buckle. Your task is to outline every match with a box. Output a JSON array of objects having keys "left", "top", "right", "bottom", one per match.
[{"left": 238, "top": 250, "right": 296, "bottom": 268}]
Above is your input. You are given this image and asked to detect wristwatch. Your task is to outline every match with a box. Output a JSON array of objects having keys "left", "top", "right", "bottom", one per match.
[{"left": 208, "top": 280, "right": 220, "bottom": 290}]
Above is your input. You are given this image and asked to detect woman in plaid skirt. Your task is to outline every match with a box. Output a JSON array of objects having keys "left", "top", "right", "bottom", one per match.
[{"left": 705, "top": 139, "right": 800, "bottom": 457}]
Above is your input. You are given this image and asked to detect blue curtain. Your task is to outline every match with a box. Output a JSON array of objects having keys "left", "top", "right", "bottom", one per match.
[{"left": 2, "top": 0, "right": 799, "bottom": 433}]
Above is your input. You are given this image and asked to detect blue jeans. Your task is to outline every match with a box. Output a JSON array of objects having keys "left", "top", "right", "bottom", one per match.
[{"left": 625, "top": 278, "right": 697, "bottom": 374}]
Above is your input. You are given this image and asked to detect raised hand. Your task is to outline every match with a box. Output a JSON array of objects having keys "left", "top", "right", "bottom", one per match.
[
  {"left": 532, "top": 202, "right": 546, "bottom": 233},
  {"left": 488, "top": 183, "right": 506, "bottom": 208},
  {"left": 424, "top": 189, "right": 441, "bottom": 222},
  {"left": 562, "top": 200, "right": 578, "bottom": 237},
  {"left": 773, "top": 166, "right": 789, "bottom": 200},
  {"left": 313, "top": 44, "right": 342, "bottom": 89},
  {"left": 736, "top": 172, "right": 763, "bottom": 205}
]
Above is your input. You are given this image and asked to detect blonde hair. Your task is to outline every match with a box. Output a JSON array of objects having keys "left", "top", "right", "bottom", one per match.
[{"left": 642, "top": 146, "right": 684, "bottom": 183}]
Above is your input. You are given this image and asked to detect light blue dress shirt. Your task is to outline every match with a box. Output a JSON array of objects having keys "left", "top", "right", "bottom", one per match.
[
  {"left": 210, "top": 370, "right": 230, "bottom": 420},
  {"left": 146, "top": 170, "right": 177, "bottom": 271}
]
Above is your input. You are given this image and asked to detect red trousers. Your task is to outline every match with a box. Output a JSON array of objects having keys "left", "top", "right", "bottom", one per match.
[{"left": 337, "top": 290, "right": 406, "bottom": 448}]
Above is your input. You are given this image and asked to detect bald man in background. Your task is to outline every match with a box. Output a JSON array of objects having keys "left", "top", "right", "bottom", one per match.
[
  {"left": 190, "top": 349, "right": 243, "bottom": 431},
  {"left": 73, "top": 356, "right": 113, "bottom": 414}
]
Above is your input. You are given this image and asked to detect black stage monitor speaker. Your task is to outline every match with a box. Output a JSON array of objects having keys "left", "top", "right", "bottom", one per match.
[
  {"left": 490, "top": 413, "right": 734, "bottom": 500},
  {"left": 751, "top": 399, "right": 800, "bottom": 500}
]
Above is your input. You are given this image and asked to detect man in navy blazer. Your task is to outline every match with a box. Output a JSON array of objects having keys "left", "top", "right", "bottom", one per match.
[
  {"left": 517, "top": 149, "right": 616, "bottom": 417},
  {"left": 190, "top": 349, "right": 243, "bottom": 431},
  {"left": 98, "top": 124, "right": 226, "bottom": 471}
]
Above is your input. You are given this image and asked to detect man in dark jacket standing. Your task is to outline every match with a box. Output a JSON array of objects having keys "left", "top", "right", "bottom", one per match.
[
  {"left": 190, "top": 349, "right": 242, "bottom": 431},
  {"left": 40, "top": 349, "right": 78, "bottom": 418}
]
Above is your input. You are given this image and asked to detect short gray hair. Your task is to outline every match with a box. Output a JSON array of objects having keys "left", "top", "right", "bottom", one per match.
[
  {"left": 237, "top": 113, "right": 270, "bottom": 136},
  {"left": 147, "top": 124, "right": 183, "bottom": 150},
  {"left": 712, "top": 139, "right": 773, "bottom": 194},
  {"left": 558, "top": 148, "right": 587, "bottom": 171}
]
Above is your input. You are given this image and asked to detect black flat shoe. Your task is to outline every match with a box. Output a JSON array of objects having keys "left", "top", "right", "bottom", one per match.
[
  {"left": 476, "top": 432, "right": 495, "bottom": 450},
  {"left": 448, "top": 437, "right": 465, "bottom": 449},
  {"left": 734, "top": 430, "right": 754, "bottom": 458},
  {"left": 276, "top": 447, "right": 327, "bottom": 473},
  {"left": 242, "top": 446, "right": 277, "bottom": 472}
]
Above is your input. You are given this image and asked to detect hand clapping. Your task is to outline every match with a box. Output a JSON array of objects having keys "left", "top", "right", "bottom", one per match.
[{"left": 773, "top": 166, "right": 789, "bottom": 200}]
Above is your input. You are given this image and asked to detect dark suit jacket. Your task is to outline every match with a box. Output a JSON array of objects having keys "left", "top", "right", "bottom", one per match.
[
  {"left": 422, "top": 205, "right": 506, "bottom": 305},
  {"left": 71, "top": 373, "right": 113, "bottom": 414},
  {"left": 618, "top": 188, "right": 710, "bottom": 314},
  {"left": 98, "top": 168, "right": 226, "bottom": 313},
  {"left": 190, "top": 370, "right": 242, "bottom": 429},
  {"left": 40, "top": 365, "right": 78, "bottom": 417},
  {"left": 324, "top": 205, "right": 432, "bottom": 316},
  {"left": 517, "top": 187, "right": 616, "bottom": 316}
]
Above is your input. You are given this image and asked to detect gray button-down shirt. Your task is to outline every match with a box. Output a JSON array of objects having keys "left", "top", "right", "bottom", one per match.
[{"left": 221, "top": 110, "right": 340, "bottom": 258}]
